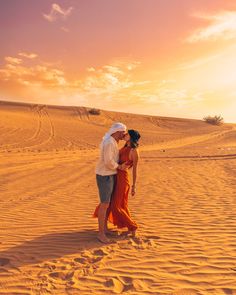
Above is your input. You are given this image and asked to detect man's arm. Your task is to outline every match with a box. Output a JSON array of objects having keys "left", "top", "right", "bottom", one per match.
[
  {"left": 103, "top": 142, "right": 119, "bottom": 170},
  {"left": 103, "top": 142, "right": 128, "bottom": 171}
]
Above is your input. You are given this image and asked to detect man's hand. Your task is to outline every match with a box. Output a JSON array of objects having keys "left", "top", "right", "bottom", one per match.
[{"left": 118, "top": 162, "right": 129, "bottom": 171}]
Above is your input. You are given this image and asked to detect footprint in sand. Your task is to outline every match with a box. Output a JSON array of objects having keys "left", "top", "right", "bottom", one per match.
[
  {"left": 126, "top": 235, "right": 159, "bottom": 249},
  {"left": 74, "top": 248, "right": 107, "bottom": 265},
  {"left": 0, "top": 258, "right": 10, "bottom": 267},
  {"left": 92, "top": 249, "right": 107, "bottom": 263},
  {"left": 105, "top": 277, "right": 125, "bottom": 294},
  {"left": 105, "top": 276, "right": 140, "bottom": 294},
  {"left": 222, "top": 288, "right": 236, "bottom": 295},
  {"left": 48, "top": 271, "right": 74, "bottom": 281},
  {"left": 41, "top": 247, "right": 111, "bottom": 289},
  {"left": 93, "top": 249, "right": 108, "bottom": 256},
  {"left": 74, "top": 257, "right": 87, "bottom": 264}
]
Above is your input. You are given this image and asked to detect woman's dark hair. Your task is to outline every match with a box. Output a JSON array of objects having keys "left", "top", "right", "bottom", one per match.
[{"left": 128, "top": 129, "right": 141, "bottom": 148}]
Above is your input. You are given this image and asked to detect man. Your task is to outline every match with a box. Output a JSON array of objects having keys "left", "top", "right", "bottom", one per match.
[{"left": 95, "top": 122, "right": 129, "bottom": 243}]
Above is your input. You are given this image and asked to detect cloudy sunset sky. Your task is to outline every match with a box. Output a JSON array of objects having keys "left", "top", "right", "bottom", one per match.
[{"left": 1, "top": 0, "right": 236, "bottom": 122}]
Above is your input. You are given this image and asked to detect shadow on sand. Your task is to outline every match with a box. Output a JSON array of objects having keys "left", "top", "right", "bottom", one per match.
[{"left": 0, "top": 229, "right": 107, "bottom": 271}]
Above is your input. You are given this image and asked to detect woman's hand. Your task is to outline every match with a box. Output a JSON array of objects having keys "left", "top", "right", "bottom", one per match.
[
  {"left": 118, "top": 162, "right": 129, "bottom": 171},
  {"left": 131, "top": 185, "right": 136, "bottom": 196}
]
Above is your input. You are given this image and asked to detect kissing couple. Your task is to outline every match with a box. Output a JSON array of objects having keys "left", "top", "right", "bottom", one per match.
[{"left": 93, "top": 122, "right": 141, "bottom": 243}]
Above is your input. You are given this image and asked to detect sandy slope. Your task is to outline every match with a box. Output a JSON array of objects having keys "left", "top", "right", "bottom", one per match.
[{"left": 0, "top": 100, "right": 236, "bottom": 295}]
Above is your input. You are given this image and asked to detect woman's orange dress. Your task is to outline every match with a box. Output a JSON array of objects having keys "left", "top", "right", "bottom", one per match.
[{"left": 93, "top": 145, "right": 138, "bottom": 231}]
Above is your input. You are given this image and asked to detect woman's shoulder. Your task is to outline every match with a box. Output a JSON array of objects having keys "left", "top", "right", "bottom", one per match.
[
  {"left": 130, "top": 147, "right": 139, "bottom": 153},
  {"left": 129, "top": 147, "right": 139, "bottom": 159}
]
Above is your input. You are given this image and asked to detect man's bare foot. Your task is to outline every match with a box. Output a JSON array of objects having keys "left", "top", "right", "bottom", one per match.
[
  {"left": 97, "top": 234, "right": 111, "bottom": 244},
  {"left": 104, "top": 225, "right": 109, "bottom": 232}
]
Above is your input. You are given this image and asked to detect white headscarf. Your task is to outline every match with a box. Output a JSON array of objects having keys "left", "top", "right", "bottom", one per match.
[{"left": 102, "top": 122, "right": 127, "bottom": 142}]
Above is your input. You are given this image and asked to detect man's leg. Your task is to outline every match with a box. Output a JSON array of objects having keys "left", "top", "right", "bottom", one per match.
[
  {"left": 96, "top": 174, "right": 115, "bottom": 242},
  {"left": 104, "top": 207, "right": 118, "bottom": 235},
  {"left": 97, "top": 202, "right": 110, "bottom": 243},
  {"left": 105, "top": 174, "right": 116, "bottom": 234},
  {"left": 104, "top": 203, "right": 112, "bottom": 233}
]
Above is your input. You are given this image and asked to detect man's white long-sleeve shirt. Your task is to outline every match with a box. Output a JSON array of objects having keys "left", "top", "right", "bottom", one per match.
[{"left": 95, "top": 136, "right": 119, "bottom": 176}]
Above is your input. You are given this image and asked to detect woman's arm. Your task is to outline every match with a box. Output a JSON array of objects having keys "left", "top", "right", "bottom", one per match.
[{"left": 130, "top": 148, "right": 139, "bottom": 196}]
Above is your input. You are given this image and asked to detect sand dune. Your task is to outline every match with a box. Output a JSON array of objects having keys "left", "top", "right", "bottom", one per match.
[{"left": 1, "top": 100, "right": 236, "bottom": 294}]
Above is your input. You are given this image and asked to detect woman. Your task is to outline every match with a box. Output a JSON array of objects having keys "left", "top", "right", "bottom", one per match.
[{"left": 94, "top": 129, "right": 141, "bottom": 237}]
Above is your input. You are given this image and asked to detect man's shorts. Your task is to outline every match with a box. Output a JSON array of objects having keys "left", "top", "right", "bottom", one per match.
[{"left": 96, "top": 174, "right": 115, "bottom": 203}]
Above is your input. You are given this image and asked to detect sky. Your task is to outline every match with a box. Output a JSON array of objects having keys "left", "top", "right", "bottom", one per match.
[{"left": 1, "top": 0, "right": 236, "bottom": 122}]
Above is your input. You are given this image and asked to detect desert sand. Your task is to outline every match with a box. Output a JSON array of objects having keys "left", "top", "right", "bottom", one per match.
[{"left": 0, "top": 100, "right": 236, "bottom": 295}]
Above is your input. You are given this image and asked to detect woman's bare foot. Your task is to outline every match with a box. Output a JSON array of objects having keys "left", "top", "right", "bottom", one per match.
[
  {"left": 120, "top": 229, "right": 136, "bottom": 237},
  {"left": 121, "top": 230, "right": 137, "bottom": 237},
  {"left": 130, "top": 230, "right": 136, "bottom": 237},
  {"left": 105, "top": 229, "right": 119, "bottom": 236}
]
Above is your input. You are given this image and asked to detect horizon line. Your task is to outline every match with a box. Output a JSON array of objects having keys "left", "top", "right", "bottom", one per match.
[{"left": 1, "top": 98, "right": 231, "bottom": 124}]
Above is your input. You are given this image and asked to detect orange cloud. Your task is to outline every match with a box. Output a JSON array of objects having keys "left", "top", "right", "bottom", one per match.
[
  {"left": 0, "top": 56, "right": 67, "bottom": 87},
  {"left": 186, "top": 11, "right": 236, "bottom": 43},
  {"left": 0, "top": 55, "right": 139, "bottom": 98},
  {"left": 43, "top": 3, "right": 73, "bottom": 23},
  {"left": 5, "top": 56, "right": 22, "bottom": 64},
  {"left": 1, "top": 53, "right": 225, "bottom": 120},
  {"left": 18, "top": 52, "right": 38, "bottom": 59}
]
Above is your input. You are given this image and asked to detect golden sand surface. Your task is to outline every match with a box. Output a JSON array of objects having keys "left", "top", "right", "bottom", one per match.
[{"left": 0, "top": 101, "right": 236, "bottom": 295}]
